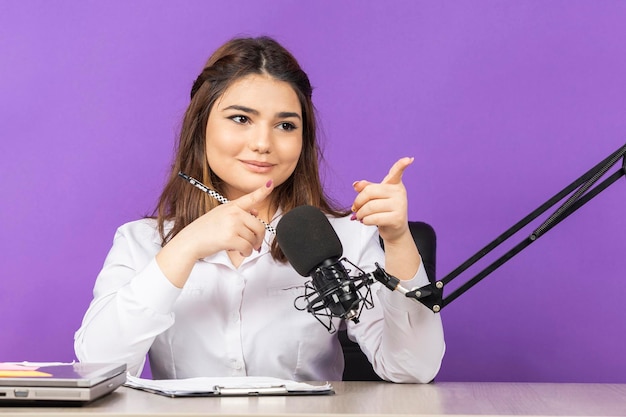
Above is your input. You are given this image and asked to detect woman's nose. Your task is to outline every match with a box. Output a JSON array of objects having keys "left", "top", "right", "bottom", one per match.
[{"left": 249, "top": 125, "right": 272, "bottom": 153}]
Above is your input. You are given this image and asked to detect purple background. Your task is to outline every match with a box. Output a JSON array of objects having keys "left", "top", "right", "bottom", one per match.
[{"left": 1, "top": 1, "right": 625, "bottom": 383}]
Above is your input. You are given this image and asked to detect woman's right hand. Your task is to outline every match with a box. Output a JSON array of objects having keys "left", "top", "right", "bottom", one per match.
[{"left": 155, "top": 180, "right": 274, "bottom": 288}]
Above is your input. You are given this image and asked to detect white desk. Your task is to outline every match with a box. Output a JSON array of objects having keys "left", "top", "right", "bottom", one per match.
[{"left": 1, "top": 382, "right": 626, "bottom": 416}]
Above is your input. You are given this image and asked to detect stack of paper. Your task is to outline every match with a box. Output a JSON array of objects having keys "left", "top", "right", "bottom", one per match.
[{"left": 125, "top": 375, "right": 334, "bottom": 397}]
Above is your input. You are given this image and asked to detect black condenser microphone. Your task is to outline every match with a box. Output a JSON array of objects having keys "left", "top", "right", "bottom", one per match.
[{"left": 276, "top": 205, "right": 374, "bottom": 332}]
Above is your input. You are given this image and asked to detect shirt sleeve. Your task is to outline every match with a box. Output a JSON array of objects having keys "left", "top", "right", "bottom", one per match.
[
  {"left": 73, "top": 221, "right": 182, "bottom": 376},
  {"left": 344, "top": 222, "right": 446, "bottom": 383}
]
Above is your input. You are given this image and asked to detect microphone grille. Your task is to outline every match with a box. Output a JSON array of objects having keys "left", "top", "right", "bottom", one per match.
[{"left": 276, "top": 205, "right": 343, "bottom": 276}]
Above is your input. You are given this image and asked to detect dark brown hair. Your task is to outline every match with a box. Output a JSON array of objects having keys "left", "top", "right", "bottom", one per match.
[{"left": 153, "top": 36, "right": 346, "bottom": 261}]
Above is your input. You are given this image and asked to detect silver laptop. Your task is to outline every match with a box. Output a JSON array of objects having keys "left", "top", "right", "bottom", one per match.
[{"left": 0, "top": 362, "right": 126, "bottom": 405}]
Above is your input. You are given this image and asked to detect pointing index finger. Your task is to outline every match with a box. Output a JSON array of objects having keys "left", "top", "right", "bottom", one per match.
[
  {"left": 232, "top": 180, "right": 276, "bottom": 234},
  {"left": 233, "top": 179, "right": 274, "bottom": 211},
  {"left": 382, "top": 157, "right": 414, "bottom": 184}
]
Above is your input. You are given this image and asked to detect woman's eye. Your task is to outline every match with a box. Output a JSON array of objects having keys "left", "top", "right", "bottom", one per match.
[
  {"left": 278, "top": 122, "right": 297, "bottom": 131},
  {"left": 230, "top": 115, "right": 249, "bottom": 124}
]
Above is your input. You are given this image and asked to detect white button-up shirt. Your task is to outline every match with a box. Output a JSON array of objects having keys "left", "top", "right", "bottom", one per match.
[{"left": 74, "top": 215, "right": 445, "bottom": 382}]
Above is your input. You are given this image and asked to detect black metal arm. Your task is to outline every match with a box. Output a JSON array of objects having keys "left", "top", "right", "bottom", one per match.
[{"left": 409, "top": 142, "right": 626, "bottom": 312}]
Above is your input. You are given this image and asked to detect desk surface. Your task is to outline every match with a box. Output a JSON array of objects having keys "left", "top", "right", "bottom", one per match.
[{"left": 1, "top": 381, "right": 625, "bottom": 417}]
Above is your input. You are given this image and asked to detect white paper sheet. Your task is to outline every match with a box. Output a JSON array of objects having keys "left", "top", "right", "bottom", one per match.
[{"left": 124, "top": 375, "right": 334, "bottom": 397}]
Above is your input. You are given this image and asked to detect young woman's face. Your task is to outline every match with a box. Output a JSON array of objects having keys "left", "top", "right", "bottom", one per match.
[{"left": 205, "top": 73, "right": 303, "bottom": 201}]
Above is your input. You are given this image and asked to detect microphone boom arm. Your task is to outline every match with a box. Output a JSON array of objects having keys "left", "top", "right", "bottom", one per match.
[{"left": 380, "top": 142, "right": 626, "bottom": 313}]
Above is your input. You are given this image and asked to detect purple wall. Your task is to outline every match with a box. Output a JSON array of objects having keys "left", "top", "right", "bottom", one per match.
[{"left": 1, "top": 1, "right": 625, "bottom": 382}]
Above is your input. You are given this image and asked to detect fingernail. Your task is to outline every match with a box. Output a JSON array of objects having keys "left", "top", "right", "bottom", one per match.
[
  {"left": 266, "top": 179, "right": 273, "bottom": 188},
  {"left": 351, "top": 205, "right": 356, "bottom": 212},
  {"left": 350, "top": 213, "right": 357, "bottom": 221}
]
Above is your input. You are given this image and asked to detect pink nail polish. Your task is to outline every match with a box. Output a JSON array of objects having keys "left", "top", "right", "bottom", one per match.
[
  {"left": 350, "top": 213, "right": 357, "bottom": 221},
  {"left": 266, "top": 179, "right": 273, "bottom": 188}
]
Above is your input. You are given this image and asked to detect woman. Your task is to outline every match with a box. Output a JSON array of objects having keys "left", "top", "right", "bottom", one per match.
[{"left": 74, "top": 36, "right": 445, "bottom": 383}]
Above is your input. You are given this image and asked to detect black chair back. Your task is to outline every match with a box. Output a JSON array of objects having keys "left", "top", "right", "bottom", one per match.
[{"left": 339, "top": 221, "right": 436, "bottom": 381}]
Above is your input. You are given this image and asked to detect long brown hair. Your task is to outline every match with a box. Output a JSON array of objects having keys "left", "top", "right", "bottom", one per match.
[{"left": 154, "top": 36, "right": 346, "bottom": 261}]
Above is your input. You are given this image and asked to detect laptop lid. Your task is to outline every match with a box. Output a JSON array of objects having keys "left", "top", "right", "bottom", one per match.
[{"left": 0, "top": 362, "right": 126, "bottom": 404}]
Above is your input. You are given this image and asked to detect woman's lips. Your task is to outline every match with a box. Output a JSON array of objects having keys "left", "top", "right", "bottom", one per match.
[{"left": 241, "top": 160, "right": 275, "bottom": 173}]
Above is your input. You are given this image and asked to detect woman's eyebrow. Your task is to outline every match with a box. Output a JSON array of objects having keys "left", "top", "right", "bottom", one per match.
[
  {"left": 277, "top": 111, "right": 301, "bottom": 120},
  {"left": 223, "top": 105, "right": 301, "bottom": 120},
  {"left": 223, "top": 104, "right": 258, "bottom": 115}
]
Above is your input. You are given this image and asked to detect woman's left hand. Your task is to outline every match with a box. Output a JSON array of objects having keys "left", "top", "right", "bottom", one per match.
[{"left": 351, "top": 157, "right": 414, "bottom": 244}]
